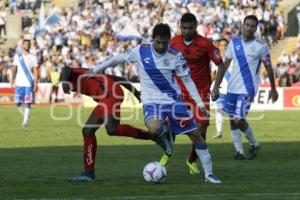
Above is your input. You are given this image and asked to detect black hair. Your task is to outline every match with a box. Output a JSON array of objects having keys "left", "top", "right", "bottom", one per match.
[
  {"left": 152, "top": 23, "right": 171, "bottom": 39},
  {"left": 23, "top": 39, "right": 31, "bottom": 44},
  {"left": 243, "top": 15, "right": 259, "bottom": 26},
  {"left": 180, "top": 13, "right": 197, "bottom": 24}
]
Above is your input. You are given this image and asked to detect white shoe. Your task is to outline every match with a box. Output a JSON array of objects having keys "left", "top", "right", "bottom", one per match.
[
  {"left": 205, "top": 174, "right": 222, "bottom": 184},
  {"left": 212, "top": 133, "right": 222, "bottom": 139}
]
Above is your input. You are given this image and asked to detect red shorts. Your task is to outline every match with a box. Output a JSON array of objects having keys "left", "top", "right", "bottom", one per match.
[
  {"left": 183, "top": 91, "right": 210, "bottom": 126},
  {"left": 92, "top": 83, "right": 123, "bottom": 119}
]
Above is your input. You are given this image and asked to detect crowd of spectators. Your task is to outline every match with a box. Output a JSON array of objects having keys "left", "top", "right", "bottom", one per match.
[
  {"left": 262, "top": 36, "right": 300, "bottom": 87},
  {"left": 0, "top": 0, "right": 299, "bottom": 87}
]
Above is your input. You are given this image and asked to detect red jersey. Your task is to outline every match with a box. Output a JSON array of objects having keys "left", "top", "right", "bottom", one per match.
[
  {"left": 171, "top": 34, "right": 223, "bottom": 94},
  {"left": 68, "top": 68, "right": 123, "bottom": 101}
]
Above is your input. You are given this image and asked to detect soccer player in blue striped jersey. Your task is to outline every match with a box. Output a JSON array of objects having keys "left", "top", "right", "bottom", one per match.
[
  {"left": 90, "top": 23, "right": 222, "bottom": 183},
  {"left": 223, "top": 15, "right": 278, "bottom": 160}
]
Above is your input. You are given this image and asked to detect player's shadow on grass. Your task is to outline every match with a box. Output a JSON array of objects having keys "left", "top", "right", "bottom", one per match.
[{"left": 1, "top": 142, "right": 300, "bottom": 199}]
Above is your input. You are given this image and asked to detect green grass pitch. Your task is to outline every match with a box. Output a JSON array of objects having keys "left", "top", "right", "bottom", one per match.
[{"left": 0, "top": 106, "right": 300, "bottom": 200}]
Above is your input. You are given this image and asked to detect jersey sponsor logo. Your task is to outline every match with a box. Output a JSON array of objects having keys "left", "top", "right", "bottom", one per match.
[
  {"left": 235, "top": 45, "right": 241, "bottom": 51},
  {"left": 86, "top": 144, "right": 94, "bottom": 165},
  {"left": 179, "top": 117, "right": 192, "bottom": 128},
  {"left": 144, "top": 57, "right": 151, "bottom": 64}
]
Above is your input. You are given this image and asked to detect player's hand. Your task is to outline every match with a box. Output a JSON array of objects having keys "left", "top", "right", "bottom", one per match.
[
  {"left": 62, "top": 82, "right": 71, "bottom": 94},
  {"left": 268, "top": 88, "right": 278, "bottom": 103},
  {"left": 211, "top": 86, "right": 220, "bottom": 101},
  {"left": 10, "top": 82, "right": 15, "bottom": 88},
  {"left": 200, "top": 106, "right": 210, "bottom": 118}
]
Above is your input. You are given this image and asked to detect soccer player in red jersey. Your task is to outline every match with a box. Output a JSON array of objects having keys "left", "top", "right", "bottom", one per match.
[
  {"left": 160, "top": 13, "right": 226, "bottom": 174},
  {"left": 60, "top": 66, "right": 173, "bottom": 181}
]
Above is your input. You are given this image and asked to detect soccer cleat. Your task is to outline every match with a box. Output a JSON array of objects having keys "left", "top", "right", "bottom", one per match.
[
  {"left": 205, "top": 174, "right": 222, "bottom": 184},
  {"left": 212, "top": 133, "right": 222, "bottom": 139},
  {"left": 22, "top": 123, "right": 28, "bottom": 128},
  {"left": 154, "top": 131, "right": 174, "bottom": 157},
  {"left": 69, "top": 171, "right": 95, "bottom": 182},
  {"left": 233, "top": 151, "right": 246, "bottom": 160},
  {"left": 159, "top": 153, "right": 171, "bottom": 166},
  {"left": 247, "top": 144, "right": 262, "bottom": 160},
  {"left": 186, "top": 159, "right": 200, "bottom": 174}
]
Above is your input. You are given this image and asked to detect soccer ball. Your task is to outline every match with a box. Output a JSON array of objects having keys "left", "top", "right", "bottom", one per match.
[{"left": 143, "top": 161, "right": 167, "bottom": 183}]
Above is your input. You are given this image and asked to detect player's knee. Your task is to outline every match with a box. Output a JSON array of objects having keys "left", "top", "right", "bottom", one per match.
[
  {"left": 147, "top": 125, "right": 162, "bottom": 136},
  {"left": 105, "top": 125, "right": 117, "bottom": 136},
  {"left": 82, "top": 127, "right": 95, "bottom": 136}
]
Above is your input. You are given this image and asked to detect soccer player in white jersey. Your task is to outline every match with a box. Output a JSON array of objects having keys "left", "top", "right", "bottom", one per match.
[
  {"left": 90, "top": 23, "right": 222, "bottom": 183},
  {"left": 223, "top": 15, "right": 278, "bottom": 160},
  {"left": 211, "top": 38, "right": 231, "bottom": 139},
  {"left": 11, "top": 39, "right": 39, "bottom": 128}
]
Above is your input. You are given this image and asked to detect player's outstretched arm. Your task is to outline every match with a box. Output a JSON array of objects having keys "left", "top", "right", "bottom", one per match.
[
  {"left": 111, "top": 75, "right": 141, "bottom": 102},
  {"left": 211, "top": 61, "right": 226, "bottom": 101},
  {"left": 92, "top": 54, "right": 127, "bottom": 74},
  {"left": 180, "top": 75, "right": 208, "bottom": 116}
]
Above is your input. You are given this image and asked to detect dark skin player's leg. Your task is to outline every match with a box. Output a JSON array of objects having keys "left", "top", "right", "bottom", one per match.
[{"left": 82, "top": 111, "right": 104, "bottom": 136}]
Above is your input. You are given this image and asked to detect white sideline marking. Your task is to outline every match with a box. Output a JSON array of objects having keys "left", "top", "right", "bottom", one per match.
[{"left": 16, "top": 193, "right": 300, "bottom": 200}]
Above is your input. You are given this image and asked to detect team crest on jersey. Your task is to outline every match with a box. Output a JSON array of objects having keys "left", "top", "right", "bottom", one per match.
[
  {"left": 213, "top": 50, "right": 221, "bottom": 59},
  {"left": 163, "top": 59, "right": 170, "bottom": 67}
]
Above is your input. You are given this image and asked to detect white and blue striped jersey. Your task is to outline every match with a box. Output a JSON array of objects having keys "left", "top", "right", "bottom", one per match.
[
  {"left": 13, "top": 53, "right": 38, "bottom": 87},
  {"left": 225, "top": 37, "right": 271, "bottom": 96},
  {"left": 123, "top": 43, "right": 190, "bottom": 104}
]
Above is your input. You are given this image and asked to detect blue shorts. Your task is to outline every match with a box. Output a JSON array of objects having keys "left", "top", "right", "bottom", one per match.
[
  {"left": 215, "top": 93, "right": 226, "bottom": 109},
  {"left": 143, "top": 100, "right": 198, "bottom": 135},
  {"left": 223, "top": 92, "right": 254, "bottom": 119},
  {"left": 14, "top": 86, "right": 34, "bottom": 104}
]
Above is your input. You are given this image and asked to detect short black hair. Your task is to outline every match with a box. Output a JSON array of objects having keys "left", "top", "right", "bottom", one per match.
[
  {"left": 23, "top": 39, "right": 31, "bottom": 44},
  {"left": 152, "top": 23, "right": 171, "bottom": 39},
  {"left": 180, "top": 13, "right": 197, "bottom": 24},
  {"left": 243, "top": 15, "right": 258, "bottom": 26}
]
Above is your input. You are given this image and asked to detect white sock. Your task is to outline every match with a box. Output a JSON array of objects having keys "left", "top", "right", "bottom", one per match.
[
  {"left": 231, "top": 129, "right": 244, "bottom": 154},
  {"left": 17, "top": 106, "right": 24, "bottom": 115},
  {"left": 216, "top": 111, "right": 224, "bottom": 134},
  {"left": 23, "top": 107, "right": 31, "bottom": 125},
  {"left": 195, "top": 146, "right": 213, "bottom": 177},
  {"left": 242, "top": 124, "right": 258, "bottom": 146}
]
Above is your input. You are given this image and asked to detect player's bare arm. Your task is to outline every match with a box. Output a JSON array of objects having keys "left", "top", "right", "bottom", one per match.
[
  {"left": 180, "top": 75, "right": 209, "bottom": 116},
  {"left": 33, "top": 67, "right": 39, "bottom": 92},
  {"left": 10, "top": 65, "right": 17, "bottom": 87},
  {"left": 263, "top": 60, "right": 278, "bottom": 103},
  {"left": 211, "top": 62, "right": 226, "bottom": 101}
]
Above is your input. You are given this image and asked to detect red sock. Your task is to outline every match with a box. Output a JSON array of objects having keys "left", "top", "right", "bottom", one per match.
[
  {"left": 83, "top": 135, "right": 97, "bottom": 172},
  {"left": 188, "top": 144, "right": 198, "bottom": 163},
  {"left": 115, "top": 124, "right": 153, "bottom": 140}
]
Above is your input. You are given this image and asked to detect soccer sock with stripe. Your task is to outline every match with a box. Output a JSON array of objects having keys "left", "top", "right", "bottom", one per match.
[
  {"left": 83, "top": 135, "right": 97, "bottom": 172},
  {"left": 115, "top": 124, "right": 152, "bottom": 140},
  {"left": 231, "top": 129, "right": 244, "bottom": 154},
  {"left": 241, "top": 123, "right": 258, "bottom": 146},
  {"left": 194, "top": 143, "right": 213, "bottom": 177}
]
